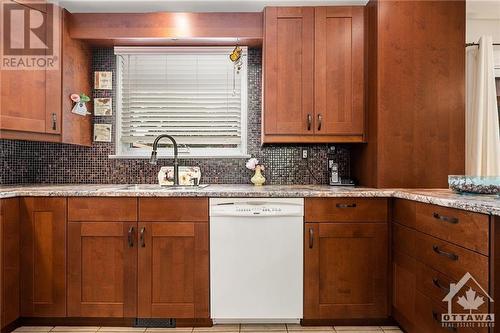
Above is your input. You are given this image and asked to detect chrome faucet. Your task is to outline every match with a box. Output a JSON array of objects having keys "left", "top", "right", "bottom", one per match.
[{"left": 149, "top": 134, "right": 179, "bottom": 186}]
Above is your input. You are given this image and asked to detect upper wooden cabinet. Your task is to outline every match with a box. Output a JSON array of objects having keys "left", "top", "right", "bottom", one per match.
[
  {"left": 314, "top": 7, "right": 364, "bottom": 137},
  {"left": 263, "top": 7, "right": 314, "bottom": 138},
  {"left": 0, "top": 5, "right": 92, "bottom": 146},
  {"left": 352, "top": 0, "right": 465, "bottom": 188},
  {"left": 263, "top": 6, "right": 365, "bottom": 143}
]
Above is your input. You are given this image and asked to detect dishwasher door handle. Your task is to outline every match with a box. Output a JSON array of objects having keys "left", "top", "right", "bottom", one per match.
[{"left": 309, "top": 228, "right": 314, "bottom": 249}]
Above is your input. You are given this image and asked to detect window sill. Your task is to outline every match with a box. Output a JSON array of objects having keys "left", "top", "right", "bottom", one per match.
[{"left": 108, "top": 154, "right": 252, "bottom": 160}]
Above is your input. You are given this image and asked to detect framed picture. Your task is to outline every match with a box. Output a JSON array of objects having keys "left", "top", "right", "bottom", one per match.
[
  {"left": 94, "top": 98, "right": 112, "bottom": 116},
  {"left": 94, "top": 71, "right": 112, "bottom": 90},
  {"left": 93, "top": 124, "right": 112, "bottom": 142}
]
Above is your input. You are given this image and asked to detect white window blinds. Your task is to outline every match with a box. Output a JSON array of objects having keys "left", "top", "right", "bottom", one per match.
[{"left": 115, "top": 47, "right": 247, "bottom": 149}]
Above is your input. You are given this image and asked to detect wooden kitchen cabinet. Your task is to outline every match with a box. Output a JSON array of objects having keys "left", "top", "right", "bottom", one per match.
[
  {"left": 263, "top": 7, "right": 314, "bottom": 140},
  {"left": 0, "top": 5, "right": 92, "bottom": 146},
  {"left": 67, "top": 221, "right": 137, "bottom": 317},
  {"left": 352, "top": 0, "right": 465, "bottom": 188},
  {"left": 137, "top": 198, "right": 209, "bottom": 319},
  {"left": 67, "top": 198, "right": 137, "bottom": 317},
  {"left": 137, "top": 222, "right": 209, "bottom": 319},
  {"left": 1, "top": 198, "right": 20, "bottom": 329},
  {"left": 392, "top": 250, "right": 417, "bottom": 333},
  {"left": 20, "top": 197, "right": 67, "bottom": 317},
  {"left": 263, "top": 6, "right": 365, "bottom": 143},
  {"left": 304, "top": 222, "right": 388, "bottom": 320},
  {"left": 392, "top": 200, "right": 490, "bottom": 333},
  {"left": 0, "top": 2, "right": 60, "bottom": 138},
  {"left": 314, "top": 7, "right": 364, "bottom": 138}
]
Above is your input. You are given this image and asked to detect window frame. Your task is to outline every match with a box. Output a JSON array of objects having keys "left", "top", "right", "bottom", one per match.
[{"left": 112, "top": 46, "right": 249, "bottom": 159}]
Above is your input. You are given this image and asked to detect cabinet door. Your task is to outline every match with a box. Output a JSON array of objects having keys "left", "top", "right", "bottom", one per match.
[
  {"left": 314, "top": 7, "right": 364, "bottom": 137},
  {"left": 304, "top": 222, "right": 387, "bottom": 319},
  {"left": 263, "top": 7, "right": 314, "bottom": 138},
  {"left": 1, "top": 198, "right": 20, "bottom": 328},
  {"left": 20, "top": 197, "right": 66, "bottom": 317},
  {"left": 392, "top": 251, "right": 417, "bottom": 333},
  {"left": 138, "top": 222, "right": 209, "bottom": 319},
  {"left": 0, "top": 2, "right": 61, "bottom": 135},
  {"left": 67, "top": 222, "right": 137, "bottom": 317}
]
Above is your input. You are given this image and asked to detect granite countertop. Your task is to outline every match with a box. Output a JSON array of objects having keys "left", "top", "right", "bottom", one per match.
[{"left": 0, "top": 184, "right": 498, "bottom": 216}]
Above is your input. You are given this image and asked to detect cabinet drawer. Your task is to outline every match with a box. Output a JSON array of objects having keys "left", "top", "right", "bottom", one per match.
[
  {"left": 415, "top": 261, "right": 489, "bottom": 315},
  {"left": 393, "top": 199, "right": 416, "bottom": 228},
  {"left": 415, "top": 291, "right": 482, "bottom": 333},
  {"left": 68, "top": 198, "right": 137, "bottom": 221},
  {"left": 139, "top": 198, "right": 208, "bottom": 221},
  {"left": 393, "top": 222, "right": 416, "bottom": 258},
  {"left": 414, "top": 232, "right": 488, "bottom": 290},
  {"left": 305, "top": 198, "right": 387, "bottom": 222},
  {"left": 415, "top": 203, "right": 489, "bottom": 255}
]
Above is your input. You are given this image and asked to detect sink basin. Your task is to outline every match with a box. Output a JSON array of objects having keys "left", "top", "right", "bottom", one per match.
[{"left": 123, "top": 184, "right": 209, "bottom": 191}]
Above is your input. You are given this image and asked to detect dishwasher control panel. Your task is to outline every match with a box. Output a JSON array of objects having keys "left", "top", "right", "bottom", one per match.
[
  {"left": 209, "top": 198, "right": 304, "bottom": 217},
  {"left": 236, "top": 206, "right": 282, "bottom": 215}
]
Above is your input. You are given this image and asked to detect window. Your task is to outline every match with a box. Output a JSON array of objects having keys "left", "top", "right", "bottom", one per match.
[{"left": 114, "top": 47, "right": 248, "bottom": 158}]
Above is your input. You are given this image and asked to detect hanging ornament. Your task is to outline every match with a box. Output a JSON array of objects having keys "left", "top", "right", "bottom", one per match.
[{"left": 229, "top": 44, "right": 243, "bottom": 95}]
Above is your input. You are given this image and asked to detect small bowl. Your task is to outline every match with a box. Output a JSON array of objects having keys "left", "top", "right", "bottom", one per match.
[{"left": 448, "top": 175, "right": 500, "bottom": 195}]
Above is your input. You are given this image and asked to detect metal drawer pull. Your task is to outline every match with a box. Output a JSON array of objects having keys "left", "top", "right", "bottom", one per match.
[
  {"left": 336, "top": 203, "right": 357, "bottom": 208},
  {"left": 307, "top": 114, "right": 312, "bottom": 131},
  {"left": 309, "top": 228, "right": 314, "bottom": 249},
  {"left": 432, "top": 277, "right": 450, "bottom": 293},
  {"left": 140, "top": 227, "right": 146, "bottom": 247},
  {"left": 317, "top": 114, "right": 322, "bottom": 131},
  {"left": 127, "top": 226, "right": 134, "bottom": 248},
  {"left": 433, "top": 245, "right": 458, "bottom": 261},
  {"left": 433, "top": 212, "right": 459, "bottom": 224},
  {"left": 51, "top": 113, "right": 57, "bottom": 130}
]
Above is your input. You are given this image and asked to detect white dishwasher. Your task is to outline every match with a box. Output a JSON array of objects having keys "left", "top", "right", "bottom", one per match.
[{"left": 209, "top": 198, "right": 303, "bottom": 324}]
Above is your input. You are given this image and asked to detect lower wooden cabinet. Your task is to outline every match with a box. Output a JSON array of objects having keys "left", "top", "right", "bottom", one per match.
[
  {"left": 1, "top": 198, "right": 20, "bottom": 329},
  {"left": 20, "top": 197, "right": 67, "bottom": 317},
  {"left": 66, "top": 198, "right": 210, "bottom": 320},
  {"left": 138, "top": 222, "right": 209, "bottom": 319},
  {"left": 392, "top": 250, "right": 417, "bottom": 333},
  {"left": 304, "top": 222, "right": 388, "bottom": 319},
  {"left": 67, "top": 221, "right": 137, "bottom": 317},
  {"left": 392, "top": 200, "right": 491, "bottom": 333}
]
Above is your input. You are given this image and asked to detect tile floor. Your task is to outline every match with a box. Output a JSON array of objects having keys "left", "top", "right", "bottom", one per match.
[{"left": 12, "top": 325, "right": 403, "bottom": 333}]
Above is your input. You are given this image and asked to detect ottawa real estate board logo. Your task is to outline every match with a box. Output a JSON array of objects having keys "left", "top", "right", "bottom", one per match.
[
  {"left": 1, "top": 0, "right": 60, "bottom": 70},
  {"left": 441, "top": 272, "right": 494, "bottom": 329}
]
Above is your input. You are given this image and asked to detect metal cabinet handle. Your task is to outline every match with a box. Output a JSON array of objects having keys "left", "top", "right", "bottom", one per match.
[
  {"left": 317, "top": 114, "right": 322, "bottom": 131},
  {"left": 336, "top": 203, "right": 357, "bottom": 208},
  {"left": 51, "top": 113, "right": 57, "bottom": 130},
  {"left": 432, "top": 277, "right": 450, "bottom": 293},
  {"left": 309, "top": 228, "right": 314, "bottom": 249},
  {"left": 307, "top": 114, "right": 312, "bottom": 131},
  {"left": 433, "top": 245, "right": 458, "bottom": 261},
  {"left": 140, "top": 227, "right": 146, "bottom": 247},
  {"left": 433, "top": 212, "right": 459, "bottom": 224},
  {"left": 127, "top": 226, "right": 134, "bottom": 248}
]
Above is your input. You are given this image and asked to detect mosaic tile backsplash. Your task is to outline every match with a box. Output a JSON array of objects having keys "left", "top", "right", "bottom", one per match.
[{"left": 0, "top": 48, "right": 351, "bottom": 185}]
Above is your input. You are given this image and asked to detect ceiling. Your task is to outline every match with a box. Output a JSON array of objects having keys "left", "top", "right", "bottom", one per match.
[
  {"left": 467, "top": 0, "right": 500, "bottom": 19},
  {"left": 58, "top": 0, "right": 368, "bottom": 13}
]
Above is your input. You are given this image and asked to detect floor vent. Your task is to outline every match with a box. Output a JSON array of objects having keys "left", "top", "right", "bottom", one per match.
[{"left": 135, "top": 318, "right": 176, "bottom": 328}]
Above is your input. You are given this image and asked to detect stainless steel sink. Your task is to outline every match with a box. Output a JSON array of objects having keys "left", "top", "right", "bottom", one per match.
[{"left": 123, "top": 184, "right": 209, "bottom": 191}]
